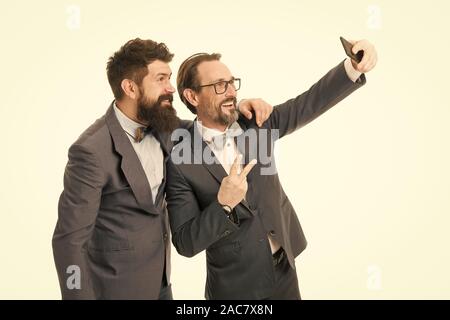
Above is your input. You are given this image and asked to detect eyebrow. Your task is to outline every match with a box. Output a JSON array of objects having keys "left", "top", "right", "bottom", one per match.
[
  {"left": 155, "top": 72, "right": 172, "bottom": 77},
  {"left": 210, "top": 76, "right": 235, "bottom": 83}
]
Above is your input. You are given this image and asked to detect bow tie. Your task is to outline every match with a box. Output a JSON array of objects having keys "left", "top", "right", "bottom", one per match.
[
  {"left": 200, "top": 121, "right": 244, "bottom": 150},
  {"left": 133, "top": 126, "right": 152, "bottom": 143}
]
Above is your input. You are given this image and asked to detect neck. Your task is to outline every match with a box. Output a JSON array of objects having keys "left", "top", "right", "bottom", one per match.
[
  {"left": 197, "top": 115, "right": 227, "bottom": 132},
  {"left": 115, "top": 99, "right": 147, "bottom": 126}
]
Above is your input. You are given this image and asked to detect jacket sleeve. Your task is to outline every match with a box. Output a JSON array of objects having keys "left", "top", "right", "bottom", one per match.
[
  {"left": 52, "top": 143, "right": 105, "bottom": 299},
  {"left": 165, "top": 160, "right": 239, "bottom": 258},
  {"left": 265, "top": 60, "right": 366, "bottom": 138}
]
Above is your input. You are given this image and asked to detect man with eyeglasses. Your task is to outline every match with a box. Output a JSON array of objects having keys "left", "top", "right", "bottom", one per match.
[
  {"left": 51, "top": 38, "right": 274, "bottom": 300},
  {"left": 166, "top": 39, "right": 377, "bottom": 300}
]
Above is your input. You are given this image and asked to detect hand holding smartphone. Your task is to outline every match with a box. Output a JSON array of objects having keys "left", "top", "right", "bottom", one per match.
[{"left": 340, "top": 36, "right": 363, "bottom": 63}]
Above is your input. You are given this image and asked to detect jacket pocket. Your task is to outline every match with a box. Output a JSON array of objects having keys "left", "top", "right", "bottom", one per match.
[
  {"left": 207, "top": 241, "right": 241, "bottom": 267},
  {"left": 87, "top": 229, "right": 133, "bottom": 253}
]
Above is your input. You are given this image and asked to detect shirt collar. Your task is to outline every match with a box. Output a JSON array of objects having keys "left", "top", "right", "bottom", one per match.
[
  {"left": 195, "top": 119, "right": 243, "bottom": 144},
  {"left": 113, "top": 101, "right": 144, "bottom": 140}
]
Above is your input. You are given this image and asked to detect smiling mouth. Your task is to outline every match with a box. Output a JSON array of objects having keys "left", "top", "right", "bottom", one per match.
[{"left": 221, "top": 102, "right": 235, "bottom": 109}]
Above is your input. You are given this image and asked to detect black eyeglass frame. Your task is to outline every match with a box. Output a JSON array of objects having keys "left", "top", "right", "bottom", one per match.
[{"left": 197, "top": 78, "right": 241, "bottom": 94}]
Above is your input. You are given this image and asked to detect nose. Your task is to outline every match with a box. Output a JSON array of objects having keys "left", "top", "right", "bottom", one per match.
[
  {"left": 224, "top": 82, "right": 236, "bottom": 97},
  {"left": 166, "top": 82, "right": 176, "bottom": 94}
]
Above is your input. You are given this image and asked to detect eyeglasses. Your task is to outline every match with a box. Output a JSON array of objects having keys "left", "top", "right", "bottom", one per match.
[{"left": 197, "top": 78, "right": 241, "bottom": 94}]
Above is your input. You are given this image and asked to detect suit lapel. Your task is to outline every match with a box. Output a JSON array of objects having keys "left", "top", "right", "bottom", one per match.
[
  {"left": 189, "top": 121, "right": 254, "bottom": 214},
  {"left": 152, "top": 130, "right": 170, "bottom": 205},
  {"left": 105, "top": 103, "right": 157, "bottom": 215},
  {"left": 235, "top": 120, "right": 260, "bottom": 212},
  {"left": 235, "top": 124, "right": 258, "bottom": 183},
  {"left": 189, "top": 123, "right": 228, "bottom": 185}
]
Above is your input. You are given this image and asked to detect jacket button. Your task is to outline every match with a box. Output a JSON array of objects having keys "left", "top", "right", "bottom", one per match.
[
  {"left": 163, "top": 233, "right": 168, "bottom": 240},
  {"left": 223, "top": 230, "right": 230, "bottom": 236}
]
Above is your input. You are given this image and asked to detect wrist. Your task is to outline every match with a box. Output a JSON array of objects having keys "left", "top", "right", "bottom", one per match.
[
  {"left": 236, "top": 99, "right": 243, "bottom": 113},
  {"left": 219, "top": 203, "right": 239, "bottom": 225},
  {"left": 217, "top": 196, "right": 234, "bottom": 209}
]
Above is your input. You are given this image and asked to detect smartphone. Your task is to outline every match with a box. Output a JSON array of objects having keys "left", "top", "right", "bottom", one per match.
[{"left": 340, "top": 36, "right": 363, "bottom": 63}]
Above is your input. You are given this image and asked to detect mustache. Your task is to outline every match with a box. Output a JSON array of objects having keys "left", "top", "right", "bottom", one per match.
[{"left": 157, "top": 94, "right": 174, "bottom": 104}]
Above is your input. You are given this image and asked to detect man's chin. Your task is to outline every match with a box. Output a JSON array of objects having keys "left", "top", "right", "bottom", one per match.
[
  {"left": 219, "top": 113, "right": 238, "bottom": 127},
  {"left": 221, "top": 105, "right": 236, "bottom": 114},
  {"left": 137, "top": 103, "right": 179, "bottom": 133}
]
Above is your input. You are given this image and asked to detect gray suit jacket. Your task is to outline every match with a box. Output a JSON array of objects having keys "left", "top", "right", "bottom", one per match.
[
  {"left": 52, "top": 104, "right": 176, "bottom": 299},
  {"left": 166, "top": 61, "right": 366, "bottom": 299}
]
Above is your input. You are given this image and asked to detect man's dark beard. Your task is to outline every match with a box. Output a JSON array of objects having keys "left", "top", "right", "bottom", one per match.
[{"left": 137, "top": 94, "right": 180, "bottom": 133}]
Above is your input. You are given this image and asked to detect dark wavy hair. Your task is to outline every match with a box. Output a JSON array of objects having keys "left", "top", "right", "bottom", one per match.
[{"left": 106, "top": 38, "right": 174, "bottom": 100}]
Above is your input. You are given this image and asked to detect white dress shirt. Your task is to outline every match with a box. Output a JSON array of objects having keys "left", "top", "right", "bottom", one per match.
[
  {"left": 196, "top": 120, "right": 244, "bottom": 174},
  {"left": 114, "top": 103, "right": 164, "bottom": 203}
]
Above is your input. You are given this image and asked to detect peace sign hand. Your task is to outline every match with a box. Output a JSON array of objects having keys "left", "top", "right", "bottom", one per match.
[{"left": 218, "top": 155, "right": 257, "bottom": 209}]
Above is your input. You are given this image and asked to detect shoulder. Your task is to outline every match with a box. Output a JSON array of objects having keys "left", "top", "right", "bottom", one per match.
[
  {"left": 177, "top": 118, "right": 194, "bottom": 130},
  {"left": 69, "top": 113, "right": 111, "bottom": 156}
]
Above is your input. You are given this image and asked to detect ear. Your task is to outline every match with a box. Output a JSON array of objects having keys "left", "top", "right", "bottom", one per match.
[
  {"left": 120, "top": 79, "right": 139, "bottom": 100},
  {"left": 183, "top": 88, "right": 200, "bottom": 108}
]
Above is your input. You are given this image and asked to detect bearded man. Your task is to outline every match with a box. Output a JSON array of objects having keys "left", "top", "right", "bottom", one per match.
[{"left": 51, "top": 38, "right": 273, "bottom": 300}]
